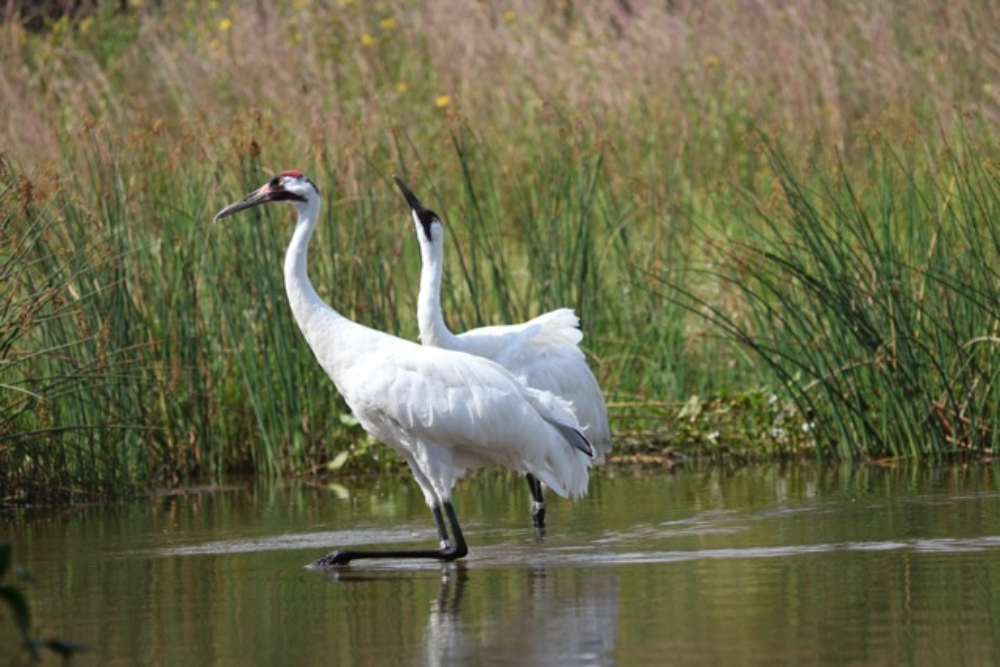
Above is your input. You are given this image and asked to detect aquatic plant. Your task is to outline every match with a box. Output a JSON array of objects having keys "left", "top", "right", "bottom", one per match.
[
  {"left": 668, "top": 134, "right": 1000, "bottom": 460},
  {"left": 3, "top": 1, "right": 1000, "bottom": 492}
]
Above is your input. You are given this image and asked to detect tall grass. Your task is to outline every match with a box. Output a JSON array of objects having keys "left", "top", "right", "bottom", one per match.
[
  {"left": 668, "top": 134, "right": 1000, "bottom": 460},
  {"left": 4, "top": 114, "right": 734, "bottom": 494},
  {"left": 0, "top": 156, "right": 150, "bottom": 496},
  {"left": 5, "top": 1, "right": 1000, "bottom": 173},
  {"left": 4, "top": 1, "right": 1000, "bottom": 493}
]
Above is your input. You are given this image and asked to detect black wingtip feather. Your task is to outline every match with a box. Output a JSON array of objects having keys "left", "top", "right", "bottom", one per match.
[{"left": 546, "top": 419, "right": 596, "bottom": 459}]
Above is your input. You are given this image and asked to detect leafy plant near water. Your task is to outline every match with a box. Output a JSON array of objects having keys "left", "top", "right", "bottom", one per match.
[{"left": 668, "top": 135, "right": 1000, "bottom": 460}]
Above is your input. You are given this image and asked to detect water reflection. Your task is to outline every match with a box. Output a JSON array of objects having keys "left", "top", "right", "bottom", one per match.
[
  {"left": 10, "top": 465, "right": 1000, "bottom": 666},
  {"left": 323, "top": 565, "right": 617, "bottom": 667},
  {"left": 423, "top": 567, "right": 617, "bottom": 667}
]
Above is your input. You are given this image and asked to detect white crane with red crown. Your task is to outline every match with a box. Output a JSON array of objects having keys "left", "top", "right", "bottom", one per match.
[{"left": 214, "top": 170, "right": 595, "bottom": 567}]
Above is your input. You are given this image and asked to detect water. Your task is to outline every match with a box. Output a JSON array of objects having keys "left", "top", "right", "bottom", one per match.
[{"left": 6, "top": 465, "right": 1000, "bottom": 665}]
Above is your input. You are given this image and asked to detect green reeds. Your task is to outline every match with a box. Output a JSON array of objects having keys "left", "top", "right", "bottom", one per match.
[
  {"left": 0, "top": 161, "right": 150, "bottom": 497},
  {"left": 10, "top": 119, "right": 1000, "bottom": 492},
  {"left": 4, "top": 119, "right": 709, "bottom": 494},
  {"left": 8, "top": 0, "right": 1000, "bottom": 491},
  {"left": 389, "top": 126, "right": 714, "bottom": 427},
  {"left": 670, "top": 136, "right": 1000, "bottom": 460}
]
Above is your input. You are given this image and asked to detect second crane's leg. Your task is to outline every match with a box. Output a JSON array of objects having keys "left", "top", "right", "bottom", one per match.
[
  {"left": 311, "top": 504, "right": 468, "bottom": 568},
  {"left": 442, "top": 501, "right": 468, "bottom": 559},
  {"left": 526, "top": 474, "right": 546, "bottom": 529}
]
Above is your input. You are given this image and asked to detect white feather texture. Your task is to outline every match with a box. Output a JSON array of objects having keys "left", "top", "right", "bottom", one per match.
[
  {"left": 222, "top": 174, "right": 594, "bottom": 512},
  {"left": 405, "top": 185, "right": 613, "bottom": 465}
]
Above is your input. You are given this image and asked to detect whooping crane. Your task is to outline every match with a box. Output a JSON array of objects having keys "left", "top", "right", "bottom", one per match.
[
  {"left": 214, "top": 171, "right": 595, "bottom": 566},
  {"left": 393, "top": 177, "right": 612, "bottom": 528}
]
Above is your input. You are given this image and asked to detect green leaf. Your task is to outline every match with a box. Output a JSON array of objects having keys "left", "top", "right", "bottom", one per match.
[
  {"left": 0, "top": 585, "right": 32, "bottom": 637},
  {"left": 678, "top": 395, "right": 703, "bottom": 421},
  {"left": 327, "top": 450, "right": 350, "bottom": 471}
]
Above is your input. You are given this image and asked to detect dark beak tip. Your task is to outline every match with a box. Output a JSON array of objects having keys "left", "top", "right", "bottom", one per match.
[
  {"left": 393, "top": 176, "right": 412, "bottom": 197},
  {"left": 212, "top": 204, "right": 239, "bottom": 222},
  {"left": 392, "top": 176, "right": 424, "bottom": 211}
]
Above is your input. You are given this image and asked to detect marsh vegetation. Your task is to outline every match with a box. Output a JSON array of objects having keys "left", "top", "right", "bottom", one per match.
[{"left": 3, "top": 1, "right": 1000, "bottom": 495}]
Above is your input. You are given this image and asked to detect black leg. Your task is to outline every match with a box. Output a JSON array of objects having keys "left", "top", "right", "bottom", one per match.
[
  {"left": 442, "top": 501, "right": 468, "bottom": 560},
  {"left": 431, "top": 505, "right": 450, "bottom": 544},
  {"left": 310, "top": 502, "right": 468, "bottom": 568},
  {"left": 526, "top": 474, "right": 546, "bottom": 529}
]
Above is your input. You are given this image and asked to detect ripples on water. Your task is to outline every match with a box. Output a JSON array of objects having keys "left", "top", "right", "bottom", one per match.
[{"left": 9, "top": 465, "right": 1000, "bottom": 665}]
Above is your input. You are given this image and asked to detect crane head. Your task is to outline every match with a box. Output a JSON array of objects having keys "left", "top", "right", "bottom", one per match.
[
  {"left": 214, "top": 170, "right": 319, "bottom": 221},
  {"left": 393, "top": 176, "right": 443, "bottom": 243}
]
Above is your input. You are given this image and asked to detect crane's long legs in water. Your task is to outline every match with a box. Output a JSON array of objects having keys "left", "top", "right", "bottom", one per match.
[
  {"left": 526, "top": 474, "right": 546, "bottom": 530},
  {"left": 311, "top": 502, "right": 468, "bottom": 568}
]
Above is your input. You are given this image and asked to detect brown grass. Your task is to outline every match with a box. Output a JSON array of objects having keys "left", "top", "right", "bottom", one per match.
[{"left": 2, "top": 1, "right": 999, "bottom": 174}]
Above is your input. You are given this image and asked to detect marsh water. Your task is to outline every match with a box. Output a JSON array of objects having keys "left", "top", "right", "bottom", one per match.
[{"left": 7, "top": 465, "right": 1000, "bottom": 666}]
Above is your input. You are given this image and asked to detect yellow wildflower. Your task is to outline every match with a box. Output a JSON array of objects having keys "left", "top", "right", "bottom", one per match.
[
  {"left": 396, "top": 82, "right": 408, "bottom": 93},
  {"left": 219, "top": 18, "right": 233, "bottom": 33},
  {"left": 361, "top": 33, "right": 377, "bottom": 47},
  {"left": 435, "top": 95, "right": 451, "bottom": 109},
  {"left": 380, "top": 16, "right": 396, "bottom": 32},
  {"left": 503, "top": 10, "right": 516, "bottom": 23}
]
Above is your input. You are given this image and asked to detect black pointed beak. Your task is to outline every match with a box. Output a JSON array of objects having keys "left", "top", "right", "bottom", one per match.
[
  {"left": 214, "top": 179, "right": 308, "bottom": 222},
  {"left": 213, "top": 183, "right": 276, "bottom": 222},
  {"left": 393, "top": 176, "right": 428, "bottom": 214}
]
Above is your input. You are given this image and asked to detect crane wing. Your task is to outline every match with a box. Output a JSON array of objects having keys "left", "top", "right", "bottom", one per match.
[
  {"left": 452, "top": 308, "right": 613, "bottom": 459},
  {"left": 458, "top": 308, "right": 583, "bottom": 361},
  {"left": 344, "top": 345, "right": 547, "bottom": 444},
  {"left": 338, "top": 341, "right": 591, "bottom": 497}
]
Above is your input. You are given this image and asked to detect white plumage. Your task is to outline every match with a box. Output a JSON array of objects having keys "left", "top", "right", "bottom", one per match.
[
  {"left": 335, "top": 341, "right": 592, "bottom": 502},
  {"left": 214, "top": 170, "right": 594, "bottom": 566},
  {"left": 393, "top": 177, "right": 612, "bottom": 526}
]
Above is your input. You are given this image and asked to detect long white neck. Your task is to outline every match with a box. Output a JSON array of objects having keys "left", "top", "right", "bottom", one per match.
[
  {"left": 283, "top": 199, "right": 357, "bottom": 373},
  {"left": 417, "top": 227, "right": 461, "bottom": 348}
]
